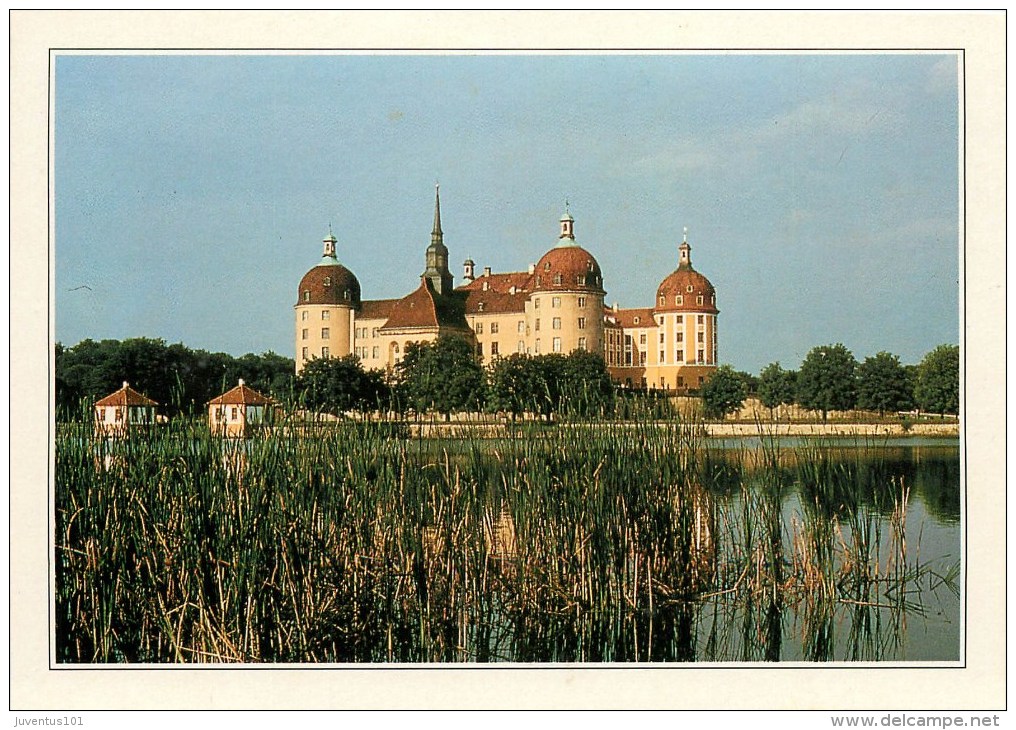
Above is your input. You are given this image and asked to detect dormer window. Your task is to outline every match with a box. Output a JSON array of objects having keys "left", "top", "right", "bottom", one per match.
[
  {"left": 343, "top": 290, "right": 350, "bottom": 300},
  {"left": 697, "top": 295, "right": 704, "bottom": 305},
  {"left": 587, "top": 261, "right": 594, "bottom": 272},
  {"left": 676, "top": 295, "right": 683, "bottom": 305},
  {"left": 634, "top": 316, "right": 640, "bottom": 325},
  {"left": 553, "top": 273, "right": 562, "bottom": 285},
  {"left": 535, "top": 276, "right": 541, "bottom": 286},
  {"left": 577, "top": 275, "right": 586, "bottom": 286},
  {"left": 303, "top": 291, "right": 310, "bottom": 302},
  {"left": 659, "top": 295, "right": 665, "bottom": 306},
  {"left": 482, "top": 281, "right": 489, "bottom": 291},
  {"left": 478, "top": 302, "right": 485, "bottom": 312},
  {"left": 544, "top": 262, "right": 551, "bottom": 272},
  {"left": 687, "top": 285, "right": 694, "bottom": 293},
  {"left": 323, "top": 276, "right": 332, "bottom": 287}
]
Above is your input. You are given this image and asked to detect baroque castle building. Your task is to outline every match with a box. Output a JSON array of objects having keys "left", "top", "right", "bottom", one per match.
[{"left": 295, "top": 186, "right": 719, "bottom": 393}]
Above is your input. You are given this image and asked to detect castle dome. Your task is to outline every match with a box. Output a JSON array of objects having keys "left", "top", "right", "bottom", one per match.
[
  {"left": 654, "top": 235, "right": 717, "bottom": 314},
  {"left": 296, "top": 232, "right": 361, "bottom": 307},
  {"left": 530, "top": 208, "right": 605, "bottom": 294}
]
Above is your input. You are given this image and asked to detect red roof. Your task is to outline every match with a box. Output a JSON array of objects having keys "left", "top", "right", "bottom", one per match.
[
  {"left": 610, "top": 307, "right": 658, "bottom": 329},
  {"left": 531, "top": 246, "right": 604, "bottom": 294},
  {"left": 459, "top": 271, "right": 533, "bottom": 295},
  {"left": 359, "top": 298, "right": 399, "bottom": 321},
  {"left": 380, "top": 280, "right": 471, "bottom": 332},
  {"left": 208, "top": 381, "right": 270, "bottom": 406},
  {"left": 656, "top": 264, "right": 718, "bottom": 314},
  {"left": 95, "top": 383, "right": 158, "bottom": 407},
  {"left": 297, "top": 264, "right": 361, "bottom": 307},
  {"left": 463, "top": 288, "right": 527, "bottom": 315}
]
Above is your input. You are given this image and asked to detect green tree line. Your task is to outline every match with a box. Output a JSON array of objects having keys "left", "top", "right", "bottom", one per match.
[{"left": 701, "top": 343, "right": 959, "bottom": 420}]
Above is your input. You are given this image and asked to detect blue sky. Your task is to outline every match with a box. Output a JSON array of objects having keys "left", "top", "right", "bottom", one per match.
[{"left": 55, "top": 53, "right": 959, "bottom": 373}]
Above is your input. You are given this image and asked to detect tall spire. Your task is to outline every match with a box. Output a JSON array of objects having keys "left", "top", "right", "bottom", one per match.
[
  {"left": 423, "top": 184, "right": 453, "bottom": 295},
  {"left": 431, "top": 183, "right": 443, "bottom": 245}
]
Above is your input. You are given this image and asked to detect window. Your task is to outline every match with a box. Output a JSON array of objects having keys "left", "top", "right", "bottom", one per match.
[
  {"left": 302, "top": 328, "right": 308, "bottom": 340},
  {"left": 478, "top": 302, "right": 485, "bottom": 312},
  {"left": 587, "top": 261, "right": 595, "bottom": 272},
  {"left": 697, "top": 295, "right": 704, "bottom": 305},
  {"left": 321, "top": 328, "right": 330, "bottom": 339},
  {"left": 577, "top": 275, "right": 586, "bottom": 286},
  {"left": 303, "top": 291, "right": 310, "bottom": 302},
  {"left": 323, "top": 276, "right": 332, "bottom": 287},
  {"left": 115, "top": 409, "right": 123, "bottom": 422},
  {"left": 477, "top": 343, "right": 483, "bottom": 356},
  {"left": 711, "top": 295, "right": 716, "bottom": 305},
  {"left": 698, "top": 332, "right": 704, "bottom": 343},
  {"left": 678, "top": 376, "right": 684, "bottom": 387},
  {"left": 372, "top": 346, "right": 379, "bottom": 359},
  {"left": 698, "top": 349, "right": 705, "bottom": 363},
  {"left": 518, "top": 340, "right": 525, "bottom": 353},
  {"left": 475, "top": 323, "right": 484, "bottom": 334},
  {"left": 624, "top": 334, "right": 633, "bottom": 365},
  {"left": 698, "top": 315, "right": 705, "bottom": 324},
  {"left": 535, "top": 276, "right": 541, "bottom": 286},
  {"left": 578, "top": 317, "right": 586, "bottom": 330},
  {"left": 639, "top": 333, "right": 647, "bottom": 345},
  {"left": 535, "top": 338, "right": 541, "bottom": 354},
  {"left": 578, "top": 296, "right": 586, "bottom": 308},
  {"left": 490, "top": 322, "right": 499, "bottom": 334},
  {"left": 659, "top": 332, "right": 665, "bottom": 344},
  {"left": 302, "top": 347, "right": 308, "bottom": 360},
  {"left": 491, "top": 342, "right": 499, "bottom": 356},
  {"left": 639, "top": 350, "right": 647, "bottom": 366},
  {"left": 544, "top": 262, "right": 551, "bottom": 271},
  {"left": 687, "top": 285, "right": 694, "bottom": 293},
  {"left": 372, "top": 328, "right": 379, "bottom": 337},
  {"left": 634, "top": 316, "right": 640, "bottom": 325},
  {"left": 322, "top": 347, "right": 330, "bottom": 358},
  {"left": 676, "top": 315, "right": 683, "bottom": 324},
  {"left": 676, "top": 295, "right": 683, "bottom": 305},
  {"left": 676, "top": 349, "right": 684, "bottom": 362},
  {"left": 517, "top": 320, "right": 525, "bottom": 333},
  {"left": 578, "top": 336, "right": 587, "bottom": 351},
  {"left": 301, "top": 311, "right": 308, "bottom": 321},
  {"left": 535, "top": 319, "right": 540, "bottom": 331},
  {"left": 660, "top": 295, "right": 666, "bottom": 306},
  {"left": 552, "top": 317, "right": 561, "bottom": 330},
  {"left": 344, "top": 290, "right": 350, "bottom": 300},
  {"left": 553, "top": 274, "right": 562, "bottom": 285},
  {"left": 231, "top": 407, "right": 238, "bottom": 420},
  {"left": 552, "top": 297, "right": 561, "bottom": 308},
  {"left": 534, "top": 298, "right": 541, "bottom": 309},
  {"left": 660, "top": 350, "right": 665, "bottom": 363},
  {"left": 322, "top": 310, "right": 330, "bottom": 320},
  {"left": 552, "top": 337, "right": 562, "bottom": 353},
  {"left": 677, "top": 332, "right": 684, "bottom": 342}
]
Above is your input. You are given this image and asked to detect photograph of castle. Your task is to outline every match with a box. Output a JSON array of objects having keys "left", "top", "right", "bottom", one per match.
[{"left": 41, "top": 41, "right": 980, "bottom": 685}]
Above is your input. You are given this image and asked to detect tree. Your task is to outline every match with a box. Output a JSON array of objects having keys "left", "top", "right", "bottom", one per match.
[
  {"left": 915, "top": 344, "right": 959, "bottom": 415},
  {"left": 796, "top": 343, "right": 857, "bottom": 422},
  {"left": 296, "top": 354, "right": 388, "bottom": 416},
  {"left": 559, "top": 350, "right": 614, "bottom": 418},
  {"left": 701, "top": 365, "right": 748, "bottom": 420},
  {"left": 396, "top": 336, "right": 485, "bottom": 418},
  {"left": 757, "top": 362, "right": 796, "bottom": 417},
  {"left": 856, "top": 351, "right": 914, "bottom": 416},
  {"left": 487, "top": 353, "right": 535, "bottom": 420}
]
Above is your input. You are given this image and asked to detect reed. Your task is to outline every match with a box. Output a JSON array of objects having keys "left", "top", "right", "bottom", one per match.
[{"left": 55, "top": 408, "right": 956, "bottom": 663}]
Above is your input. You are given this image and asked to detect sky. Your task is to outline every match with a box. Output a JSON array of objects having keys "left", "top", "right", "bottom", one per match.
[{"left": 54, "top": 53, "right": 960, "bottom": 374}]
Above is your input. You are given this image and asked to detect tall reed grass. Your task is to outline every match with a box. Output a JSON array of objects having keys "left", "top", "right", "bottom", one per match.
[{"left": 55, "top": 409, "right": 957, "bottom": 663}]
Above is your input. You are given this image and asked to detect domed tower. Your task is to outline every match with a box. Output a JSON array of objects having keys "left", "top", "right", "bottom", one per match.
[
  {"left": 294, "top": 229, "right": 361, "bottom": 373},
  {"left": 527, "top": 207, "right": 605, "bottom": 356},
  {"left": 650, "top": 228, "right": 718, "bottom": 390}
]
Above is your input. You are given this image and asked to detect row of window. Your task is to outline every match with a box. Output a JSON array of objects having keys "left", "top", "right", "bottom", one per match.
[
  {"left": 301, "top": 346, "right": 331, "bottom": 360},
  {"left": 301, "top": 328, "right": 331, "bottom": 340},
  {"left": 354, "top": 326, "right": 380, "bottom": 338},
  {"left": 658, "top": 293, "right": 715, "bottom": 307},
  {"left": 533, "top": 296, "right": 588, "bottom": 309},
  {"left": 302, "top": 289, "right": 352, "bottom": 302},
  {"left": 300, "top": 310, "right": 331, "bottom": 321},
  {"left": 533, "top": 274, "right": 600, "bottom": 288}
]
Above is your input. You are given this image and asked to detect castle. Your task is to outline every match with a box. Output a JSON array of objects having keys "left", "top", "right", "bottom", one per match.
[{"left": 295, "top": 186, "right": 718, "bottom": 393}]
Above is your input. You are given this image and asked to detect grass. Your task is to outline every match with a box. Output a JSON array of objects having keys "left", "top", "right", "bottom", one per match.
[{"left": 54, "top": 409, "right": 960, "bottom": 663}]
